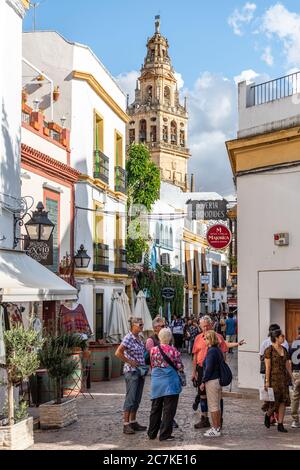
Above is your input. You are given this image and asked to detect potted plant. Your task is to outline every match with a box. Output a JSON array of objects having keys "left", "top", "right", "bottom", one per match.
[
  {"left": 0, "top": 325, "right": 42, "bottom": 450},
  {"left": 38, "top": 333, "right": 87, "bottom": 430},
  {"left": 53, "top": 85, "right": 60, "bottom": 102}
]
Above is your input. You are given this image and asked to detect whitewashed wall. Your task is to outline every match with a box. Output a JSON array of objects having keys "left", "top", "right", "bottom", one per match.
[
  {"left": 237, "top": 166, "right": 300, "bottom": 388},
  {"left": 0, "top": 0, "right": 25, "bottom": 250}
]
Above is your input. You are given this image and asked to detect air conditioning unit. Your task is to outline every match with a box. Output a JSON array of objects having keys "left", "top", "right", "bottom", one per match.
[{"left": 161, "top": 253, "right": 170, "bottom": 266}]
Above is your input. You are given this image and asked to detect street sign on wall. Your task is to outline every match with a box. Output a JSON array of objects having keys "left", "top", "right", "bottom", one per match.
[
  {"left": 162, "top": 288, "right": 175, "bottom": 300},
  {"left": 207, "top": 224, "right": 232, "bottom": 250}
]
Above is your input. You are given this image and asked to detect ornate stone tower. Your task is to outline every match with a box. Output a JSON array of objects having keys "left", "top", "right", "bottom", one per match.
[{"left": 127, "top": 16, "right": 190, "bottom": 190}]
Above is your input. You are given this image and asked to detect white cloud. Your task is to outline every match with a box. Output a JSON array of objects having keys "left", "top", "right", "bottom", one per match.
[
  {"left": 174, "top": 72, "right": 184, "bottom": 90},
  {"left": 115, "top": 70, "right": 139, "bottom": 103},
  {"left": 187, "top": 72, "right": 237, "bottom": 195},
  {"left": 261, "top": 3, "right": 300, "bottom": 68},
  {"left": 261, "top": 46, "right": 274, "bottom": 66},
  {"left": 228, "top": 2, "right": 257, "bottom": 36},
  {"left": 234, "top": 69, "right": 259, "bottom": 85}
]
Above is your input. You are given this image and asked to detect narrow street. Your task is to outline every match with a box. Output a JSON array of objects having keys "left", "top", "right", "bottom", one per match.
[{"left": 31, "top": 353, "right": 300, "bottom": 451}]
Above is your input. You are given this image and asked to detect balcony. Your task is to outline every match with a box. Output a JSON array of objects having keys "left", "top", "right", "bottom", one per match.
[
  {"left": 94, "top": 150, "right": 109, "bottom": 184},
  {"left": 115, "top": 248, "right": 127, "bottom": 275},
  {"left": 250, "top": 71, "right": 300, "bottom": 107},
  {"left": 93, "top": 243, "right": 109, "bottom": 272},
  {"left": 115, "top": 166, "right": 126, "bottom": 194}
]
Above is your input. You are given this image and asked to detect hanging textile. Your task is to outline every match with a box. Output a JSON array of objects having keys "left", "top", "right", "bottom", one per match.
[
  {"left": 60, "top": 304, "right": 92, "bottom": 335},
  {"left": 6, "top": 304, "right": 23, "bottom": 327}
]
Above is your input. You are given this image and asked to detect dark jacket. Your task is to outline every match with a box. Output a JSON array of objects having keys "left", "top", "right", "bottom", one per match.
[{"left": 202, "top": 346, "right": 223, "bottom": 383}]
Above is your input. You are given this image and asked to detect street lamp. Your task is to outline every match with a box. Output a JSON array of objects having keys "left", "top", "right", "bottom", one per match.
[
  {"left": 74, "top": 245, "right": 91, "bottom": 269},
  {"left": 13, "top": 201, "right": 55, "bottom": 249},
  {"left": 25, "top": 202, "right": 55, "bottom": 241}
]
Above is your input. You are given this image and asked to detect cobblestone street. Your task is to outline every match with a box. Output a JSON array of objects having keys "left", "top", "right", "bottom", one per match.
[{"left": 31, "top": 353, "right": 300, "bottom": 451}]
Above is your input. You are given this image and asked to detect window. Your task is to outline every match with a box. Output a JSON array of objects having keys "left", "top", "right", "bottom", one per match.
[
  {"left": 95, "top": 293, "right": 104, "bottom": 341},
  {"left": 129, "top": 129, "right": 135, "bottom": 145},
  {"left": 164, "top": 226, "right": 169, "bottom": 247},
  {"left": 171, "top": 121, "right": 177, "bottom": 145},
  {"left": 160, "top": 224, "right": 163, "bottom": 245},
  {"left": 94, "top": 112, "right": 104, "bottom": 153},
  {"left": 212, "top": 264, "right": 220, "bottom": 288},
  {"left": 150, "top": 125, "right": 157, "bottom": 143},
  {"left": 44, "top": 190, "right": 60, "bottom": 273},
  {"left": 139, "top": 120, "right": 147, "bottom": 143},
  {"left": 164, "top": 86, "right": 170, "bottom": 104},
  {"left": 221, "top": 266, "right": 227, "bottom": 289},
  {"left": 163, "top": 125, "right": 168, "bottom": 142},
  {"left": 155, "top": 223, "right": 160, "bottom": 244},
  {"left": 169, "top": 228, "right": 173, "bottom": 249},
  {"left": 180, "top": 129, "right": 185, "bottom": 147},
  {"left": 146, "top": 85, "right": 153, "bottom": 103},
  {"left": 115, "top": 132, "right": 123, "bottom": 168}
]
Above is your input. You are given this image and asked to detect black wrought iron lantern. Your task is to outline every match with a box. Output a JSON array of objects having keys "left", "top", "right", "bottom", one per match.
[
  {"left": 24, "top": 202, "right": 55, "bottom": 242},
  {"left": 74, "top": 245, "right": 91, "bottom": 269}
]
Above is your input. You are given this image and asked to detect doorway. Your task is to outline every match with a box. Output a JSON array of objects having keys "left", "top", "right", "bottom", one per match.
[
  {"left": 95, "top": 293, "right": 104, "bottom": 341},
  {"left": 285, "top": 300, "right": 300, "bottom": 344}
]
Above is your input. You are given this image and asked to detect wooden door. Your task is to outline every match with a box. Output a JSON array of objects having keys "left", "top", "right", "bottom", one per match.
[{"left": 285, "top": 300, "right": 300, "bottom": 344}]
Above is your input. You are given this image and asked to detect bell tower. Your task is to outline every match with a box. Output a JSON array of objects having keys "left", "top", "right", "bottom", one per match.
[{"left": 127, "top": 16, "right": 190, "bottom": 190}]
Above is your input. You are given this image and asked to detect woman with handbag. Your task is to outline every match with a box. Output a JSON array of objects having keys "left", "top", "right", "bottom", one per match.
[
  {"left": 148, "top": 328, "right": 184, "bottom": 441},
  {"left": 200, "top": 330, "right": 226, "bottom": 437},
  {"left": 264, "top": 329, "right": 293, "bottom": 433}
]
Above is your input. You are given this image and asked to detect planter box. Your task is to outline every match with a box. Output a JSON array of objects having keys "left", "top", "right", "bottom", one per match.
[
  {"left": 0, "top": 417, "right": 33, "bottom": 450},
  {"left": 39, "top": 398, "right": 77, "bottom": 430}
]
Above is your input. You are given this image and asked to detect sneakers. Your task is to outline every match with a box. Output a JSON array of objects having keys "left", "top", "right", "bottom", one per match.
[
  {"left": 194, "top": 417, "right": 210, "bottom": 429},
  {"left": 130, "top": 422, "right": 147, "bottom": 432},
  {"left": 123, "top": 424, "right": 135, "bottom": 435},
  {"left": 291, "top": 421, "right": 300, "bottom": 428},
  {"left": 204, "top": 427, "right": 221, "bottom": 437}
]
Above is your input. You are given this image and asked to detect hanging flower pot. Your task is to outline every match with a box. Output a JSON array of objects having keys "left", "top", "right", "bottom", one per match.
[{"left": 53, "top": 86, "right": 60, "bottom": 102}]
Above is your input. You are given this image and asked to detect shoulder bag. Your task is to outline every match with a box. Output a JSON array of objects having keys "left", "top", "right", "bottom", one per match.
[{"left": 158, "top": 345, "right": 186, "bottom": 387}]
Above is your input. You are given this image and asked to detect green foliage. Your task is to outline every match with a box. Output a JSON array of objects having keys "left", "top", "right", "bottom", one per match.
[
  {"left": 136, "top": 264, "right": 184, "bottom": 319},
  {"left": 39, "top": 333, "right": 87, "bottom": 404},
  {"left": 126, "top": 144, "right": 161, "bottom": 265},
  {"left": 4, "top": 325, "right": 43, "bottom": 385},
  {"left": 126, "top": 236, "right": 149, "bottom": 264},
  {"left": 2, "top": 399, "right": 28, "bottom": 423},
  {"left": 126, "top": 144, "right": 161, "bottom": 211}
]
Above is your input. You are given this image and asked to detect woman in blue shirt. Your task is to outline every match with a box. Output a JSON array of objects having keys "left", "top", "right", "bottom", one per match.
[{"left": 200, "top": 330, "right": 224, "bottom": 437}]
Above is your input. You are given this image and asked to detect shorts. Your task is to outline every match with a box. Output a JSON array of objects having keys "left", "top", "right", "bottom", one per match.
[
  {"left": 205, "top": 379, "right": 222, "bottom": 413},
  {"left": 123, "top": 371, "right": 145, "bottom": 412}
]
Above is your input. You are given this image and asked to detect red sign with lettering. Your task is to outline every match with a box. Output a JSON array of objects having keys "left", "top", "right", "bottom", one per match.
[{"left": 207, "top": 224, "right": 232, "bottom": 250}]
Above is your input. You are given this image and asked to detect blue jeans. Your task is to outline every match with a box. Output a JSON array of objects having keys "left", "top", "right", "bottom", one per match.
[{"left": 124, "top": 371, "right": 145, "bottom": 412}]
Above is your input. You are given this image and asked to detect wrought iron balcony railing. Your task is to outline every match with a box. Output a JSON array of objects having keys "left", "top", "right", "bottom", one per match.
[
  {"left": 250, "top": 71, "right": 300, "bottom": 106},
  {"left": 115, "top": 248, "right": 127, "bottom": 275},
  {"left": 94, "top": 150, "right": 109, "bottom": 184},
  {"left": 93, "top": 243, "right": 109, "bottom": 272},
  {"left": 115, "top": 166, "right": 126, "bottom": 194}
]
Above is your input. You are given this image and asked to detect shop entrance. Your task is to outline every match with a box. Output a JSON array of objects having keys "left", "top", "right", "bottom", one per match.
[{"left": 285, "top": 300, "right": 300, "bottom": 344}]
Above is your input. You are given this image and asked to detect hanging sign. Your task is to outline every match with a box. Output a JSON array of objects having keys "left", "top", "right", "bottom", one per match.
[
  {"left": 24, "top": 235, "right": 53, "bottom": 266},
  {"left": 207, "top": 224, "right": 232, "bottom": 250},
  {"left": 187, "top": 199, "right": 228, "bottom": 221},
  {"left": 162, "top": 287, "right": 175, "bottom": 300}
]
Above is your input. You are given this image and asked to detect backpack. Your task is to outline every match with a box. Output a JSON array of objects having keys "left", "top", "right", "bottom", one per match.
[{"left": 219, "top": 353, "right": 233, "bottom": 387}]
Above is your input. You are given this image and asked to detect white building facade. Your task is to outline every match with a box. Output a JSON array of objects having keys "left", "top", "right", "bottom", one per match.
[
  {"left": 227, "top": 74, "right": 300, "bottom": 389},
  {"left": 23, "top": 32, "right": 129, "bottom": 338}
]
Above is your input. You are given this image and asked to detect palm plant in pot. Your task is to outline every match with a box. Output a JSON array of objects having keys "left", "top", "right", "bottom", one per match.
[
  {"left": 0, "top": 325, "right": 42, "bottom": 450},
  {"left": 38, "top": 333, "right": 87, "bottom": 429}
]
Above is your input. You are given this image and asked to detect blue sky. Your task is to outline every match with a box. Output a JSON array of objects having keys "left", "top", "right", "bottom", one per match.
[{"left": 23, "top": 1, "right": 300, "bottom": 195}]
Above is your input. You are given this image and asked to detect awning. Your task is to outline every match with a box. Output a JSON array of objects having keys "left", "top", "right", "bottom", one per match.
[{"left": 0, "top": 249, "right": 77, "bottom": 302}]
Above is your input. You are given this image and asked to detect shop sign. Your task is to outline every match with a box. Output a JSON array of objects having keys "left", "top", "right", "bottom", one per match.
[
  {"left": 207, "top": 224, "right": 232, "bottom": 250},
  {"left": 187, "top": 199, "right": 228, "bottom": 221},
  {"left": 162, "top": 287, "right": 175, "bottom": 300},
  {"left": 24, "top": 236, "right": 53, "bottom": 266},
  {"left": 201, "top": 275, "right": 210, "bottom": 285}
]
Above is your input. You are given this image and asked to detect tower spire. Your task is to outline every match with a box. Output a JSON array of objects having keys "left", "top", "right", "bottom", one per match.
[{"left": 155, "top": 15, "right": 160, "bottom": 34}]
